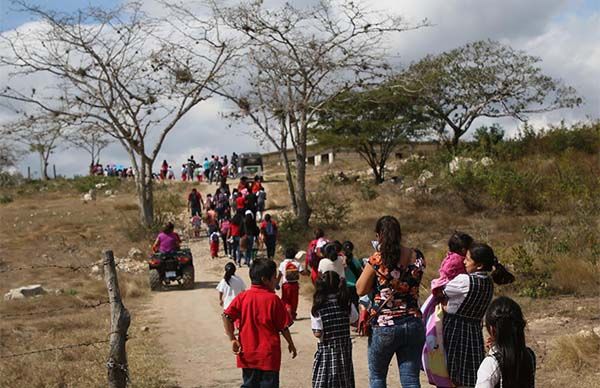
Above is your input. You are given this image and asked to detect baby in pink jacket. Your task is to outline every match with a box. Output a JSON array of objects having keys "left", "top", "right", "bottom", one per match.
[{"left": 431, "top": 231, "right": 474, "bottom": 294}]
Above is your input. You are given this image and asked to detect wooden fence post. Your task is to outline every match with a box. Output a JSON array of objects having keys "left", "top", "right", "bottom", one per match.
[{"left": 103, "top": 250, "right": 131, "bottom": 388}]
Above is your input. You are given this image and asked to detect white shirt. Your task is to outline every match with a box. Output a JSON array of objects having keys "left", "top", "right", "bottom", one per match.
[
  {"left": 444, "top": 272, "right": 489, "bottom": 314},
  {"left": 216, "top": 275, "right": 246, "bottom": 310},
  {"left": 476, "top": 351, "right": 501, "bottom": 388},
  {"left": 318, "top": 256, "right": 346, "bottom": 279},
  {"left": 279, "top": 259, "right": 303, "bottom": 283}
]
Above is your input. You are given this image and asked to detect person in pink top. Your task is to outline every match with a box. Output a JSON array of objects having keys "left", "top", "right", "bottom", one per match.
[
  {"left": 152, "top": 222, "right": 181, "bottom": 253},
  {"left": 421, "top": 231, "right": 473, "bottom": 387},
  {"left": 432, "top": 231, "right": 474, "bottom": 294}
]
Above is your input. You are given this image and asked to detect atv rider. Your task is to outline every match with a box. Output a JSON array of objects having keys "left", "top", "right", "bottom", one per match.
[{"left": 152, "top": 222, "right": 181, "bottom": 254}]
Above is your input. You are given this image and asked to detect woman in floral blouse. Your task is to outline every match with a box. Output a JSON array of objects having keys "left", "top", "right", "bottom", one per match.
[{"left": 356, "top": 215, "right": 426, "bottom": 388}]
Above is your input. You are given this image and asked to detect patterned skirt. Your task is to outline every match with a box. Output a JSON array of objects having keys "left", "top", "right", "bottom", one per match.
[
  {"left": 312, "top": 337, "right": 355, "bottom": 388},
  {"left": 443, "top": 314, "right": 485, "bottom": 387}
]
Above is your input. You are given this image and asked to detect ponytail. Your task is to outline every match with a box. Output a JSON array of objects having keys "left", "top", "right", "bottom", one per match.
[
  {"left": 224, "top": 262, "right": 236, "bottom": 285},
  {"left": 337, "top": 275, "right": 350, "bottom": 314},
  {"left": 491, "top": 256, "right": 515, "bottom": 285}
]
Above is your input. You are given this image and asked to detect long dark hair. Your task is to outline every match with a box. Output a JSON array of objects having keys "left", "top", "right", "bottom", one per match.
[
  {"left": 485, "top": 297, "right": 534, "bottom": 387},
  {"left": 311, "top": 271, "right": 349, "bottom": 317},
  {"left": 163, "top": 222, "right": 175, "bottom": 234},
  {"left": 375, "top": 215, "right": 402, "bottom": 269},
  {"left": 224, "top": 262, "right": 236, "bottom": 285},
  {"left": 469, "top": 243, "right": 515, "bottom": 285}
]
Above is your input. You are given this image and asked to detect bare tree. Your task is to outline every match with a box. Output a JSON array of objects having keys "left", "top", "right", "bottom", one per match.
[
  {"left": 0, "top": 1, "right": 233, "bottom": 226},
  {"left": 65, "top": 125, "right": 112, "bottom": 174},
  {"left": 1, "top": 111, "right": 66, "bottom": 180},
  {"left": 399, "top": 40, "right": 582, "bottom": 149},
  {"left": 197, "top": 0, "right": 426, "bottom": 226}
]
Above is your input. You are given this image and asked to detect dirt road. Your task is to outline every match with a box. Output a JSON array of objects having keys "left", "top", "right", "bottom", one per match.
[{"left": 149, "top": 237, "right": 426, "bottom": 387}]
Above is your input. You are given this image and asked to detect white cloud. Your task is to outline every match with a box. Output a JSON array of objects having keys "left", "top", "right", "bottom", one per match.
[{"left": 2, "top": 0, "right": 599, "bottom": 176}]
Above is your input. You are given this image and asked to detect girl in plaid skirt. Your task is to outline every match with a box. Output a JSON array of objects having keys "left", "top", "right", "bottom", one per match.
[
  {"left": 311, "top": 271, "right": 359, "bottom": 388},
  {"left": 442, "top": 243, "right": 514, "bottom": 387}
]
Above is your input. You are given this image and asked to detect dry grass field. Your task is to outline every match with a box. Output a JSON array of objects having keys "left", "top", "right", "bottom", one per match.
[{"left": 0, "top": 178, "right": 173, "bottom": 387}]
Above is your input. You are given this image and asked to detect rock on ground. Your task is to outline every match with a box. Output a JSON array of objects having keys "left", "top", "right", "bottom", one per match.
[{"left": 4, "top": 284, "right": 48, "bottom": 301}]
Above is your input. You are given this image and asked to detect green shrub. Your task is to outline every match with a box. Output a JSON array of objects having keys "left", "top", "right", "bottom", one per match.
[
  {"left": 498, "top": 121, "right": 600, "bottom": 160},
  {"left": 484, "top": 166, "right": 545, "bottom": 211},
  {"left": 444, "top": 165, "right": 487, "bottom": 211},
  {"left": 152, "top": 191, "right": 185, "bottom": 233},
  {"left": 0, "top": 172, "right": 23, "bottom": 187},
  {"left": 309, "top": 185, "right": 350, "bottom": 230},
  {"left": 505, "top": 219, "right": 600, "bottom": 297},
  {"left": 277, "top": 211, "right": 308, "bottom": 250},
  {"left": 359, "top": 181, "right": 379, "bottom": 201},
  {"left": 0, "top": 194, "right": 13, "bottom": 204}
]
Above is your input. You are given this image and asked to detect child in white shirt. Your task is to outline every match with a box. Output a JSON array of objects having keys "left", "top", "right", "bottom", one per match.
[{"left": 216, "top": 262, "right": 246, "bottom": 310}]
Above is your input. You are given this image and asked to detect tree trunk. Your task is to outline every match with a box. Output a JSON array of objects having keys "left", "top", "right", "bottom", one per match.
[
  {"left": 135, "top": 158, "right": 154, "bottom": 228},
  {"left": 373, "top": 166, "right": 384, "bottom": 184},
  {"left": 294, "top": 148, "right": 310, "bottom": 227},
  {"left": 39, "top": 151, "right": 49, "bottom": 180},
  {"left": 452, "top": 132, "right": 461, "bottom": 149},
  {"left": 280, "top": 149, "right": 298, "bottom": 215}
]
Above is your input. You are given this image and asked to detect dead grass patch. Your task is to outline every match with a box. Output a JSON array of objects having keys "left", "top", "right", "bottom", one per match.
[
  {"left": 552, "top": 257, "right": 600, "bottom": 295},
  {"left": 114, "top": 202, "right": 139, "bottom": 212},
  {"left": 547, "top": 332, "right": 600, "bottom": 371}
]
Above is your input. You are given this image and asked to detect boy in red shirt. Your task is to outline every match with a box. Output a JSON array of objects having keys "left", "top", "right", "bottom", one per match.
[{"left": 223, "top": 259, "right": 297, "bottom": 387}]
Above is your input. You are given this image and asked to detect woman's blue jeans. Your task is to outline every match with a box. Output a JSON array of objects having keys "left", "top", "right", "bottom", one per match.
[
  {"left": 368, "top": 316, "right": 425, "bottom": 388},
  {"left": 231, "top": 236, "right": 241, "bottom": 265}
]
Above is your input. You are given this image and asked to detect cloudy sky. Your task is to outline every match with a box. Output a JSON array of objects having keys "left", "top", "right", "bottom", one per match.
[{"left": 1, "top": 0, "right": 598, "bottom": 177}]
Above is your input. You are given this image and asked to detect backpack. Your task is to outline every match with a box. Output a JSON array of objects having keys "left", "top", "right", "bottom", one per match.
[
  {"left": 265, "top": 221, "right": 276, "bottom": 236},
  {"left": 284, "top": 261, "right": 300, "bottom": 282}
]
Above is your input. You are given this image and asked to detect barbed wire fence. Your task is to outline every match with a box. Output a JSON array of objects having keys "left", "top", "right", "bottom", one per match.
[{"left": 0, "top": 250, "right": 132, "bottom": 388}]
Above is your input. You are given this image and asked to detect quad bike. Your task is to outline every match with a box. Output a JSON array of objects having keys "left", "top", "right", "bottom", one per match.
[{"left": 148, "top": 248, "right": 195, "bottom": 291}]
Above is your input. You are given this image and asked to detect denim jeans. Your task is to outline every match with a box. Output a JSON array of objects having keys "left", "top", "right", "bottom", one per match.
[
  {"left": 241, "top": 368, "right": 279, "bottom": 388},
  {"left": 368, "top": 316, "right": 425, "bottom": 388},
  {"left": 231, "top": 236, "right": 241, "bottom": 265},
  {"left": 244, "top": 235, "right": 255, "bottom": 265}
]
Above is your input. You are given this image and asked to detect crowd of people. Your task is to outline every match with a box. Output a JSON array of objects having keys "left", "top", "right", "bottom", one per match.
[
  {"left": 187, "top": 175, "right": 272, "bottom": 266},
  {"left": 171, "top": 153, "right": 239, "bottom": 183},
  {"left": 152, "top": 177, "right": 531, "bottom": 388},
  {"left": 89, "top": 152, "right": 241, "bottom": 182},
  {"left": 215, "top": 215, "right": 532, "bottom": 388}
]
